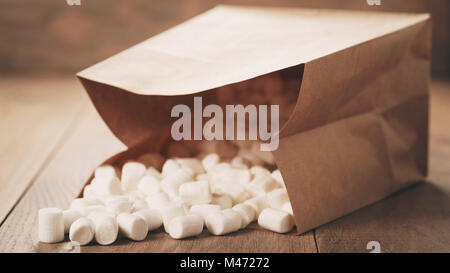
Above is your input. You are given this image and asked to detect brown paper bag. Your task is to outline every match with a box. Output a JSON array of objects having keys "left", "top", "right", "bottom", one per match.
[{"left": 77, "top": 6, "right": 431, "bottom": 233}]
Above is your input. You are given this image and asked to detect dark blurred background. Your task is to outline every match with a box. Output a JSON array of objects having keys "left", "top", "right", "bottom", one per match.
[{"left": 0, "top": 0, "right": 448, "bottom": 76}]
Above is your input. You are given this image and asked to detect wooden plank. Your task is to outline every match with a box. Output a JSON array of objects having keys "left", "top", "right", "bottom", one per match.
[
  {"left": 0, "top": 77, "right": 84, "bottom": 224},
  {"left": 38, "top": 228, "right": 316, "bottom": 253},
  {"left": 0, "top": 104, "right": 126, "bottom": 252},
  {"left": 315, "top": 79, "right": 450, "bottom": 253}
]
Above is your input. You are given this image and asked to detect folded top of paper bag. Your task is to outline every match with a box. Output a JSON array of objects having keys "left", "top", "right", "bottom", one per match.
[{"left": 77, "top": 5, "right": 429, "bottom": 96}]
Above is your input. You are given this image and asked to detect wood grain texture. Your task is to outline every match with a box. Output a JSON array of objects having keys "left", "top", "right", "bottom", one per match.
[
  {"left": 0, "top": 77, "right": 84, "bottom": 224},
  {"left": 315, "top": 79, "right": 450, "bottom": 253},
  {"left": 38, "top": 228, "right": 316, "bottom": 253},
  {"left": 0, "top": 103, "right": 126, "bottom": 252}
]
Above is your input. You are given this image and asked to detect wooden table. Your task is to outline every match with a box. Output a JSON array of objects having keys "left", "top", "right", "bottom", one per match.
[{"left": 0, "top": 76, "right": 449, "bottom": 253}]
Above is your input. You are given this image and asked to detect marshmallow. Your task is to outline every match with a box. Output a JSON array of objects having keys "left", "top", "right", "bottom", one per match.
[
  {"left": 94, "top": 165, "right": 117, "bottom": 179},
  {"left": 137, "top": 175, "right": 160, "bottom": 196},
  {"left": 258, "top": 208, "right": 294, "bottom": 233},
  {"left": 205, "top": 209, "right": 242, "bottom": 235},
  {"left": 250, "top": 166, "right": 271, "bottom": 177},
  {"left": 161, "top": 159, "right": 181, "bottom": 177},
  {"left": 189, "top": 204, "right": 221, "bottom": 223},
  {"left": 131, "top": 199, "right": 149, "bottom": 212},
  {"left": 160, "top": 203, "right": 186, "bottom": 232},
  {"left": 88, "top": 212, "right": 118, "bottom": 245},
  {"left": 82, "top": 185, "right": 99, "bottom": 199},
  {"left": 179, "top": 180, "right": 211, "bottom": 206},
  {"left": 137, "top": 153, "right": 165, "bottom": 170},
  {"left": 267, "top": 188, "right": 289, "bottom": 209},
  {"left": 244, "top": 196, "right": 269, "bottom": 217},
  {"left": 145, "top": 192, "right": 170, "bottom": 210},
  {"left": 196, "top": 173, "right": 209, "bottom": 181},
  {"left": 281, "top": 202, "right": 293, "bottom": 216},
  {"left": 69, "top": 217, "right": 95, "bottom": 246},
  {"left": 90, "top": 176, "right": 122, "bottom": 196},
  {"left": 76, "top": 205, "right": 107, "bottom": 217},
  {"left": 106, "top": 199, "right": 133, "bottom": 215},
  {"left": 117, "top": 213, "right": 148, "bottom": 241},
  {"left": 232, "top": 203, "right": 256, "bottom": 228},
  {"left": 230, "top": 156, "right": 250, "bottom": 169},
  {"left": 145, "top": 167, "right": 163, "bottom": 181},
  {"left": 201, "top": 153, "right": 220, "bottom": 171},
  {"left": 121, "top": 162, "right": 146, "bottom": 192},
  {"left": 271, "top": 169, "right": 285, "bottom": 188},
  {"left": 70, "top": 198, "right": 103, "bottom": 209},
  {"left": 212, "top": 182, "right": 248, "bottom": 205},
  {"left": 160, "top": 168, "right": 192, "bottom": 199},
  {"left": 176, "top": 158, "right": 205, "bottom": 175},
  {"left": 133, "top": 208, "right": 163, "bottom": 231},
  {"left": 210, "top": 166, "right": 250, "bottom": 186},
  {"left": 39, "top": 208, "right": 64, "bottom": 243},
  {"left": 247, "top": 174, "right": 279, "bottom": 197},
  {"left": 168, "top": 214, "right": 204, "bottom": 239},
  {"left": 210, "top": 194, "right": 233, "bottom": 209},
  {"left": 62, "top": 209, "right": 82, "bottom": 234}
]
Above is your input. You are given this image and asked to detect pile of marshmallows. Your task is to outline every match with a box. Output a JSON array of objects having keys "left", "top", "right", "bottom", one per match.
[{"left": 38, "top": 153, "right": 295, "bottom": 246}]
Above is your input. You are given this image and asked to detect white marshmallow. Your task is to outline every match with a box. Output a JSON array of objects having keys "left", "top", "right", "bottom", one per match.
[
  {"left": 82, "top": 185, "right": 99, "bottom": 199},
  {"left": 70, "top": 198, "right": 103, "bottom": 209},
  {"left": 39, "top": 208, "right": 64, "bottom": 243},
  {"left": 145, "top": 192, "right": 170, "bottom": 210},
  {"left": 69, "top": 217, "right": 95, "bottom": 245},
  {"left": 271, "top": 169, "right": 285, "bottom": 188},
  {"left": 88, "top": 212, "right": 118, "bottom": 245},
  {"left": 62, "top": 209, "right": 82, "bottom": 234},
  {"left": 205, "top": 209, "right": 242, "bottom": 235},
  {"left": 76, "top": 205, "right": 107, "bottom": 217},
  {"left": 212, "top": 182, "right": 248, "bottom": 205},
  {"left": 126, "top": 191, "right": 146, "bottom": 202},
  {"left": 137, "top": 175, "right": 160, "bottom": 196},
  {"left": 176, "top": 158, "right": 205, "bottom": 175},
  {"left": 160, "top": 203, "right": 186, "bottom": 232},
  {"left": 244, "top": 196, "right": 269, "bottom": 217},
  {"left": 133, "top": 208, "right": 163, "bottom": 231},
  {"left": 106, "top": 199, "right": 133, "bottom": 215},
  {"left": 189, "top": 204, "right": 221, "bottom": 223},
  {"left": 145, "top": 167, "right": 163, "bottom": 181},
  {"left": 117, "top": 213, "right": 148, "bottom": 241},
  {"left": 168, "top": 214, "right": 204, "bottom": 239},
  {"left": 160, "top": 168, "right": 192, "bottom": 199},
  {"left": 210, "top": 194, "right": 233, "bottom": 209},
  {"left": 267, "top": 188, "right": 289, "bottom": 209},
  {"left": 247, "top": 174, "right": 279, "bottom": 197},
  {"left": 201, "top": 153, "right": 220, "bottom": 172},
  {"left": 179, "top": 180, "right": 211, "bottom": 206},
  {"left": 132, "top": 199, "right": 149, "bottom": 212},
  {"left": 232, "top": 203, "right": 256, "bottom": 228},
  {"left": 258, "top": 208, "right": 294, "bottom": 233},
  {"left": 94, "top": 165, "right": 117, "bottom": 179},
  {"left": 210, "top": 166, "right": 250, "bottom": 187},
  {"left": 196, "top": 173, "right": 209, "bottom": 181},
  {"left": 90, "top": 176, "right": 122, "bottom": 196},
  {"left": 230, "top": 156, "right": 249, "bottom": 169},
  {"left": 121, "top": 162, "right": 146, "bottom": 192},
  {"left": 281, "top": 202, "right": 293, "bottom": 216},
  {"left": 161, "top": 159, "right": 181, "bottom": 177},
  {"left": 250, "top": 166, "right": 271, "bottom": 177}
]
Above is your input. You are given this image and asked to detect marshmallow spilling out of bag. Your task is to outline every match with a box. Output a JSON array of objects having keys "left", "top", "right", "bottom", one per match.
[{"left": 38, "top": 150, "right": 296, "bottom": 246}]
